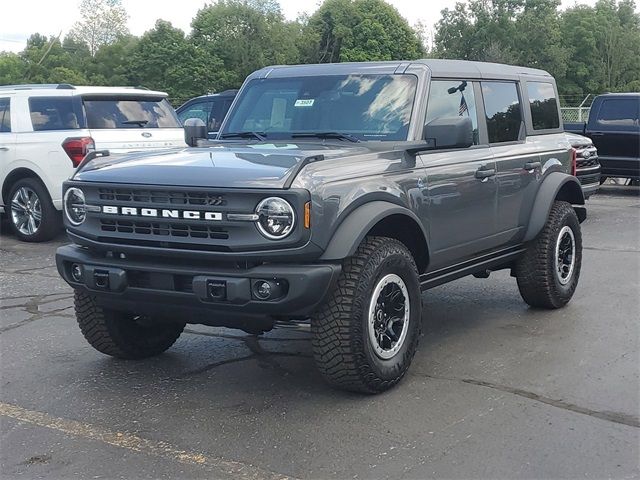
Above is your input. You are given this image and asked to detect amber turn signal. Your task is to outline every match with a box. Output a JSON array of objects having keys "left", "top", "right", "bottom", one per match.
[{"left": 304, "top": 202, "right": 311, "bottom": 229}]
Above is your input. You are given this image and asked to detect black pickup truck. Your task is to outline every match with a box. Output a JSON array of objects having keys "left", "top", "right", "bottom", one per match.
[{"left": 565, "top": 93, "right": 640, "bottom": 181}]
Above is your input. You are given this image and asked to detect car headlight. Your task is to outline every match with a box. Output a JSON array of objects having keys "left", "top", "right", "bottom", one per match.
[
  {"left": 64, "top": 187, "right": 86, "bottom": 226},
  {"left": 255, "top": 197, "right": 295, "bottom": 239}
]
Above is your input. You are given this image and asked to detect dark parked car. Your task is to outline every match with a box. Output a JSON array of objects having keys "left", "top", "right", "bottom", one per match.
[
  {"left": 565, "top": 93, "right": 640, "bottom": 181},
  {"left": 175, "top": 89, "right": 237, "bottom": 139},
  {"left": 56, "top": 60, "right": 586, "bottom": 393}
]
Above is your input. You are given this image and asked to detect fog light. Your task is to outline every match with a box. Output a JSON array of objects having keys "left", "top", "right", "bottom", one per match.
[
  {"left": 71, "top": 263, "right": 83, "bottom": 282},
  {"left": 254, "top": 280, "right": 272, "bottom": 300}
]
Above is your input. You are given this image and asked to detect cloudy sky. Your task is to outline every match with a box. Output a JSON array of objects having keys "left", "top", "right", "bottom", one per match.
[{"left": 1, "top": 0, "right": 607, "bottom": 53}]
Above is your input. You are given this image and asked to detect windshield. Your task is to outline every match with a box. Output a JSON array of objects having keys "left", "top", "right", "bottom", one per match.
[
  {"left": 222, "top": 74, "right": 417, "bottom": 141},
  {"left": 82, "top": 96, "right": 180, "bottom": 129}
]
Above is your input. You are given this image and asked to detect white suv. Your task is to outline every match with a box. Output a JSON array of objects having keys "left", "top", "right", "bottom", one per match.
[{"left": 0, "top": 84, "right": 186, "bottom": 241}]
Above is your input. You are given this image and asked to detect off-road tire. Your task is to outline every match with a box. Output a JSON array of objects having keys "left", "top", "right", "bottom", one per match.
[
  {"left": 8, "top": 177, "right": 59, "bottom": 242},
  {"left": 312, "top": 236, "right": 422, "bottom": 393},
  {"left": 515, "top": 201, "right": 582, "bottom": 309},
  {"left": 74, "top": 291, "right": 185, "bottom": 359}
]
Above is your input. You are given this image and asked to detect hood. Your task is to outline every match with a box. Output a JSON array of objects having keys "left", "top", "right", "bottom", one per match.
[{"left": 73, "top": 142, "right": 378, "bottom": 189}]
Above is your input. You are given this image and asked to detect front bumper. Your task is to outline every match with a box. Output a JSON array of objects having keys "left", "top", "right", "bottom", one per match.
[{"left": 56, "top": 244, "right": 341, "bottom": 322}]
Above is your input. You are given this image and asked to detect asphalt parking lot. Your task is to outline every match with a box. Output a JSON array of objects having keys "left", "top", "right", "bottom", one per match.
[{"left": 1, "top": 185, "right": 638, "bottom": 480}]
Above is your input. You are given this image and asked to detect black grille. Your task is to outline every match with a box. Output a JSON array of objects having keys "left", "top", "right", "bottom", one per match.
[
  {"left": 577, "top": 157, "right": 599, "bottom": 169},
  {"left": 100, "top": 219, "right": 229, "bottom": 240},
  {"left": 98, "top": 188, "right": 226, "bottom": 206}
]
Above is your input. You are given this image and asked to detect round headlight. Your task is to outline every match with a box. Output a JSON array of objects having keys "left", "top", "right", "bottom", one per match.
[
  {"left": 255, "top": 197, "right": 295, "bottom": 239},
  {"left": 64, "top": 187, "right": 86, "bottom": 226}
]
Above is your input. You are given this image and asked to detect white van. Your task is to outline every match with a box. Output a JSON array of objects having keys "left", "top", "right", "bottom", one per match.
[{"left": 0, "top": 84, "right": 186, "bottom": 241}]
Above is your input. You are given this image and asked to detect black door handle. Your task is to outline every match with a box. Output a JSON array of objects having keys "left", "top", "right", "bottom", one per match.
[
  {"left": 475, "top": 167, "right": 496, "bottom": 179},
  {"left": 524, "top": 161, "right": 541, "bottom": 171}
]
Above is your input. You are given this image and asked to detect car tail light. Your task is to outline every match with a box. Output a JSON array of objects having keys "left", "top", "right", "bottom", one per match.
[
  {"left": 570, "top": 147, "right": 577, "bottom": 176},
  {"left": 62, "top": 137, "right": 95, "bottom": 167}
]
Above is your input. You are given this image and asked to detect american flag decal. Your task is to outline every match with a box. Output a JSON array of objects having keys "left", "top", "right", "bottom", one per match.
[{"left": 459, "top": 94, "right": 469, "bottom": 116}]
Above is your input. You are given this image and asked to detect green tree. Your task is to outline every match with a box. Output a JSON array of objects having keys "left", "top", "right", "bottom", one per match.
[
  {"left": 70, "top": 0, "right": 129, "bottom": 55},
  {"left": 0, "top": 53, "right": 27, "bottom": 84},
  {"left": 129, "top": 20, "right": 229, "bottom": 104},
  {"left": 191, "top": 0, "right": 301, "bottom": 88},
  {"left": 302, "top": 0, "right": 424, "bottom": 63}
]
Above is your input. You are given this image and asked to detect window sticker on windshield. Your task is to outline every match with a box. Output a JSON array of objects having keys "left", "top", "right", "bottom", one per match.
[{"left": 294, "top": 99, "right": 315, "bottom": 107}]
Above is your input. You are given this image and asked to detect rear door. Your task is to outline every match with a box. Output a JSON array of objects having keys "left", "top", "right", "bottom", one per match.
[
  {"left": 485, "top": 81, "right": 541, "bottom": 240},
  {"left": 589, "top": 96, "right": 640, "bottom": 160},
  {"left": 0, "top": 97, "right": 17, "bottom": 207},
  {"left": 82, "top": 95, "right": 186, "bottom": 153}
]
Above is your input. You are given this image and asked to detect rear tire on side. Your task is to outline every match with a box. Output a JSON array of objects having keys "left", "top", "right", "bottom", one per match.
[
  {"left": 312, "top": 236, "right": 422, "bottom": 393},
  {"left": 7, "top": 177, "right": 59, "bottom": 242},
  {"left": 74, "top": 291, "right": 185, "bottom": 359},
  {"left": 514, "top": 201, "right": 582, "bottom": 309}
]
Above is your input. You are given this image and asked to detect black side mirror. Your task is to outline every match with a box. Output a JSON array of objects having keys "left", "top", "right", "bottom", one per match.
[
  {"left": 184, "top": 118, "right": 207, "bottom": 147},
  {"left": 424, "top": 116, "right": 473, "bottom": 150}
]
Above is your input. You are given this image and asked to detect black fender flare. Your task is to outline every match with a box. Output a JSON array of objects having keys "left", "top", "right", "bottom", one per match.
[
  {"left": 319, "top": 201, "right": 429, "bottom": 260},
  {"left": 523, "top": 172, "right": 586, "bottom": 242}
]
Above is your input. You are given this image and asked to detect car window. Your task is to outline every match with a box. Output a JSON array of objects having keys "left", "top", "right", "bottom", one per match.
[
  {"left": 83, "top": 96, "right": 180, "bottom": 129},
  {"left": 223, "top": 75, "right": 417, "bottom": 141},
  {"left": 177, "top": 101, "right": 213, "bottom": 126},
  {"left": 209, "top": 98, "right": 234, "bottom": 133},
  {"left": 597, "top": 98, "right": 639, "bottom": 128},
  {"left": 426, "top": 80, "right": 479, "bottom": 145},
  {"left": 527, "top": 82, "right": 560, "bottom": 130},
  {"left": 482, "top": 82, "right": 523, "bottom": 143},
  {"left": 0, "top": 98, "right": 10, "bottom": 133},
  {"left": 29, "top": 96, "right": 85, "bottom": 131}
]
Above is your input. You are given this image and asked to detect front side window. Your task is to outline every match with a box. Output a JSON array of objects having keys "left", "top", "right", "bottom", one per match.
[
  {"left": 29, "top": 96, "right": 84, "bottom": 131},
  {"left": 178, "top": 101, "right": 213, "bottom": 127},
  {"left": 83, "top": 96, "right": 180, "bottom": 129},
  {"left": 482, "top": 82, "right": 522, "bottom": 143},
  {"left": 223, "top": 74, "right": 418, "bottom": 141},
  {"left": 0, "top": 98, "right": 10, "bottom": 133},
  {"left": 597, "top": 99, "right": 639, "bottom": 128},
  {"left": 426, "top": 80, "right": 479, "bottom": 145},
  {"left": 528, "top": 82, "right": 560, "bottom": 130}
]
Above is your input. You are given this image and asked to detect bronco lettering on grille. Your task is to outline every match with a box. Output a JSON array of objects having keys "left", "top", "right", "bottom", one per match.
[{"left": 100, "top": 206, "right": 222, "bottom": 221}]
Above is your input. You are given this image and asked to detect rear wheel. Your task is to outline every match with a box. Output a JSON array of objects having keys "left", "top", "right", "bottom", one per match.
[
  {"left": 8, "top": 178, "right": 59, "bottom": 242},
  {"left": 312, "top": 236, "right": 422, "bottom": 393},
  {"left": 75, "top": 291, "right": 185, "bottom": 359},
  {"left": 514, "top": 201, "right": 582, "bottom": 309}
]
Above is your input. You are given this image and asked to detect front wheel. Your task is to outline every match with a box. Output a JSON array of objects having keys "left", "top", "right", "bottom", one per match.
[
  {"left": 514, "top": 201, "right": 582, "bottom": 309},
  {"left": 312, "top": 236, "right": 422, "bottom": 393},
  {"left": 75, "top": 291, "right": 185, "bottom": 359}
]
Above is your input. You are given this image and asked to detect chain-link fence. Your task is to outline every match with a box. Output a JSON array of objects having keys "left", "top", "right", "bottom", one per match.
[{"left": 561, "top": 107, "right": 591, "bottom": 123}]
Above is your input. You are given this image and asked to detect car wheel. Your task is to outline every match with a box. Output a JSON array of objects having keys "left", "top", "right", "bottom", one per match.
[
  {"left": 514, "top": 201, "right": 582, "bottom": 309},
  {"left": 311, "top": 236, "right": 422, "bottom": 393},
  {"left": 7, "top": 178, "right": 59, "bottom": 242},
  {"left": 75, "top": 291, "right": 185, "bottom": 359}
]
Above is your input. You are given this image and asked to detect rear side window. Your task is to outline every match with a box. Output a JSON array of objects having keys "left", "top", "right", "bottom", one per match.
[
  {"left": 426, "top": 80, "right": 479, "bottom": 145},
  {"left": 0, "top": 98, "right": 10, "bottom": 132},
  {"left": 29, "top": 96, "right": 84, "bottom": 131},
  {"left": 482, "top": 82, "right": 522, "bottom": 143},
  {"left": 597, "top": 98, "right": 639, "bottom": 129},
  {"left": 528, "top": 82, "right": 560, "bottom": 130},
  {"left": 83, "top": 97, "right": 180, "bottom": 129}
]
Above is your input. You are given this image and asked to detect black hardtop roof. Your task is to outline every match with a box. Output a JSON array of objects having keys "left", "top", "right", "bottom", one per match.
[
  {"left": 595, "top": 92, "right": 640, "bottom": 98},
  {"left": 252, "top": 59, "right": 553, "bottom": 81}
]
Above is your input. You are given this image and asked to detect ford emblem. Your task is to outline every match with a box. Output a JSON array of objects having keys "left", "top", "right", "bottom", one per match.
[{"left": 141, "top": 132, "right": 152, "bottom": 138}]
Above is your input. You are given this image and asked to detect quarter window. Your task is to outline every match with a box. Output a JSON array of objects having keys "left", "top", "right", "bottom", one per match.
[
  {"left": 426, "top": 80, "right": 479, "bottom": 145},
  {"left": 482, "top": 82, "right": 522, "bottom": 143},
  {"left": 0, "top": 98, "right": 10, "bottom": 133},
  {"left": 29, "top": 96, "right": 85, "bottom": 131},
  {"left": 528, "top": 82, "right": 560, "bottom": 130}
]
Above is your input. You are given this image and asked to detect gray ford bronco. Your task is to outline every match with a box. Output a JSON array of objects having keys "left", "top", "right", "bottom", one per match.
[{"left": 56, "top": 60, "right": 586, "bottom": 393}]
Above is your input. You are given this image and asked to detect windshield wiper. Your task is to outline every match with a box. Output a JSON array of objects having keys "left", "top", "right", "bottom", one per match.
[
  {"left": 121, "top": 120, "right": 149, "bottom": 127},
  {"left": 219, "top": 131, "right": 266, "bottom": 141},
  {"left": 291, "top": 132, "right": 360, "bottom": 143}
]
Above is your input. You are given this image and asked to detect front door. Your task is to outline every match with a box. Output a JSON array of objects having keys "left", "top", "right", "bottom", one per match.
[{"left": 419, "top": 79, "right": 498, "bottom": 270}]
